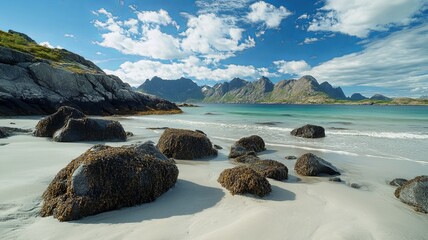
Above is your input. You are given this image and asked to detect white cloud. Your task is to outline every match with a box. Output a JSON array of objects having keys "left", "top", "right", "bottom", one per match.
[
  {"left": 181, "top": 13, "right": 255, "bottom": 56},
  {"left": 196, "top": 0, "right": 254, "bottom": 14},
  {"left": 247, "top": 1, "right": 291, "bottom": 29},
  {"left": 93, "top": 8, "right": 184, "bottom": 59},
  {"left": 302, "top": 37, "right": 318, "bottom": 44},
  {"left": 105, "top": 57, "right": 274, "bottom": 86},
  {"left": 95, "top": 52, "right": 104, "bottom": 55},
  {"left": 302, "top": 23, "right": 428, "bottom": 96},
  {"left": 39, "top": 41, "right": 62, "bottom": 49},
  {"left": 308, "top": 0, "right": 427, "bottom": 37},
  {"left": 64, "top": 34, "right": 75, "bottom": 38},
  {"left": 298, "top": 14, "right": 308, "bottom": 20},
  {"left": 274, "top": 60, "right": 311, "bottom": 75},
  {"left": 136, "top": 9, "right": 179, "bottom": 29}
]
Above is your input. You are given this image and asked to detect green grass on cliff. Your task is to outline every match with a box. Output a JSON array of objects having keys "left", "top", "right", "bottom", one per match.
[
  {"left": 0, "top": 30, "right": 62, "bottom": 62},
  {"left": 0, "top": 30, "right": 98, "bottom": 74}
]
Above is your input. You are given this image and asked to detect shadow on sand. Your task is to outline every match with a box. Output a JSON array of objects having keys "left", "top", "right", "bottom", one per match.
[
  {"left": 265, "top": 185, "right": 296, "bottom": 202},
  {"left": 76, "top": 179, "right": 224, "bottom": 224}
]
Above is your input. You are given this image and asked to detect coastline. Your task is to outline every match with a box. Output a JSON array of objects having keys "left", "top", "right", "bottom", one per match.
[{"left": 1, "top": 105, "right": 427, "bottom": 240}]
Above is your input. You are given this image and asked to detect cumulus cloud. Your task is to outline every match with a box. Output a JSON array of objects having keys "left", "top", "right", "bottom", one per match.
[
  {"left": 181, "top": 13, "right": 255, "bottom": 57},
  {"left": 136, "top": 9, "right": 179, "bottom": 29},
  {"left": 302, "top": 23, "right": 428, "bottom": 96},
  {"left": 298, "top": 14, "right": 308, "bottom": 20},
  {"left": 274, "top": 60, "right": 311, "bottom": 75},
  {"left": 105, "top": 57, "right": 274, "bottom": 86},
  {"left": 302, "top": 37, "right": 318, "bottom": 44},
  {"left": 247, "top": 1, "right": 291, "bottom": 29},
  {"left": 39, "top": 41, "right": 62, "bottom": 49},
  {"left": 308, "top": 0, "right": 427, "bottom": 37}
]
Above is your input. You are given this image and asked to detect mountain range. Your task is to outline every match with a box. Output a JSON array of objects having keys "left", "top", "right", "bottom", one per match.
[{"left": 138, "top": 75, "right": 385, "bottom": 104}]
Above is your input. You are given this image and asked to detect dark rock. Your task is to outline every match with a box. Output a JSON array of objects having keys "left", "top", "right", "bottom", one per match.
[
  {"left": 285, "top": 155, "right": 297, "bottom": 160},
  {"left": 291, "top": 124, "right": 325, "bottom": 138},
  {"left": 350, "top": 183, "right": 361, "bottom": 189},
  {"left": 329, "top": 177, "right": 342, "bottom": 182},
  {"left": 147, "top": 127, "right": 169, "bottom": 130},
  {"left": 249, "top": 159, "right": 288, "bottom": 181},
  {"left": 195, "top": 130, "right": 206, "bottom": 135},
  {"left": 234, "top": 154, "right": 260, "bottom": 164},
  {"left": 10, "top": 122, "right": 15, "bottom": 125},
  {"left": 0, "top": 126, "right": 32, "bottom": 136},
  {"left": 229, "top": 144, "right": 256, "bottom": 158},
  {"left": 218, "top": 166, "right": 271, "bottom": 197},
  {"left": 40, "top": 145, "right": 179, "bottom": 221},
  {"left": 177, "top": 103, "right": 199, "bottom": 107},
  {"left": 157, "top": 128, "right": 217, "bottom": 160},
  {"left": 229, "top": 135, "right": 266, "bottom": 158},
  {"left": 390, "top": 178, "right": 408, "bottom": 187},
  {"left": 133, "top": 141, "right": 169, "bottom": 161},
  {"left": 126, "top": 131, "right": 134, "bottom": 137},
  {"left": 52, "top": 118, "right": 126, "bottom": 142},
  {"left": 0, "top": 129, "right": 7, "bottom": 138},
  {"left": 214, "top": 144, "right": 223, "bottom": 150},
  {"left": 34, "top": 106, "right": 86, "bottom": 137},
  {"left": 255, "top": 122, "right": 280, "bottom": 126},
  {"left": 294, "top": 153, "right": 340, "bottom": 176},
  {"left": 394, "top": 176, "right": 428, "bottom": 213}
]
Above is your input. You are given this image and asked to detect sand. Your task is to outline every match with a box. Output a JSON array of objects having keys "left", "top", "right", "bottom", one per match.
[{"left": 1, "top": 116, "right": 428, "bottom": 240}]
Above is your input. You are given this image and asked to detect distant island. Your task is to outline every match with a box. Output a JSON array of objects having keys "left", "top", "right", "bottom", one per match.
[{"left": 138, "top": 76, "right": 428, "bottom": 105}]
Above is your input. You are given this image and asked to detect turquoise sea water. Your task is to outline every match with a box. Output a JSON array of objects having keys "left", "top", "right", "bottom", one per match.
[{"left": 133, "top": 104, "right": 428, "bottom": 164}]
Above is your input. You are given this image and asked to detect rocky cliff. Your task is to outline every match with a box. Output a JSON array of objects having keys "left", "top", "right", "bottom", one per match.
[{"left": 0, "top": 30, "right": 179, "bottom": 116}]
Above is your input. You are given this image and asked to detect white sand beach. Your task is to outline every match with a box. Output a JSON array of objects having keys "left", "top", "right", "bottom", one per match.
[{"left": 1, "top": 114, "right": 428, "bottom": 240}]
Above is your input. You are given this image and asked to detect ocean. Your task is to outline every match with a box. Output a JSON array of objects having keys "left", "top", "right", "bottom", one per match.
[{"left": 130, "top": 104, "right": 428, "bottom": 165}]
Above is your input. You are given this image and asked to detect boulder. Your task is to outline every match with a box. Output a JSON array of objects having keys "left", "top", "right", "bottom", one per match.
[
  {"left": 291, "top": 124, "right": 325, "bottom": 138},
  {"left": 294, "top": 153, "right": 340, "bottom": 176},
  {"left": 329, "top": 177, "right": 342, "bottom": 182},
  {"left": 229, "top": 135, "right": 265, "bottom": 158},
  {"left": 250, "top": 160, "right": 288, "bottom": 181},
  {"left": 52, "top": 118, "right": 126, "bottom": 142},
  {"left": 234, "top": 154, "right": 260, "bottom": 164},
  {"left": 133, "top": 141, "right": 169, "bottom": 161},
  {"left": 157, "top": 128, "right": 217, "bottom": 160},
  {"left": 41, "top": 145, "right": 179, "bottom": 221},
  {"left": 214, "top": 144, "right": 223, "bottom": 150},
  {"left": 394, "top": 176, "right": 428, "bottom": 213},
  {"left": 285, "top": 155, "right": 297, "bottom": 160},
  {"left": 218, "top": 166, "right": 271, "bottom": 197},
  {"left": 390, "top": 178, "right": 408, "bottom": 187},
  {"left": 34, "top": 106, "right": 86, "bottom": 137}
]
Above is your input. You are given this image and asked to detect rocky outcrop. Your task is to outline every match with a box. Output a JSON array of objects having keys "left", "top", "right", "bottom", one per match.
[
  {"left": 390, "top": 178, "right": 408, "bottom": 187},
  {"left": 133, "top": 141, "right": 169, "bottom": 161},
  {"left": 41, "top": 145, "right": 179, "bottom": 221},
  {"left": 218, "top": 166, "right": 271, "bottom": 197},
  {"left": 294, "top": 153, "right": 340, "bottom": 176},
  {"left": 138, "top": 76, "right": 204, "bottom": 102},
  {"left": 370, "top": 94, "right": 391, "bottom": 101},
  {"left": 53, "top": 118, "right": 126, "bottom": 142},
  {"left": 0, "top": 128, "right": 7, "bottom": 138},
  {"left": 157, "top": 128, "right": 218, "bottom": 160},
  {"left": 229, "top": 135, "right": 266, "bottom": 158},
  {"left": 235, "top": 154, "right": 260, "bottom": 164},
  {"left": 291, "top": 124, "right": 325, "bottom": 138},
  {"left": 34, "top": 106, "right": 86, "bottom": 137},
  {"left": 0, "top": 30, "right": 179, "bottom": 116},
  {"left": 249, "top": 159, "right": 288, "bottom": 181},
  {"left": 394, "top": 176, "right": 428, "bottom": 213}
]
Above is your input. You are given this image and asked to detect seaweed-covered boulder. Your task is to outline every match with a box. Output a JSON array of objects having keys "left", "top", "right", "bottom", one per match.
[
  {"left": 34, "top": 106, "right": 86, "bottom": 137},
  {"left": 41, "top": 145, "right": 179, "bottom": 221},
  {"left": 234, "top": 154, "right": 260, "bottom": 164},
  {"left": 229, "top": 135, "right": 265, "bottom": 158},
  {"left": 394, "top": 176, "right": 428, "bottom": 213},
  {"left": 157, "top": 128, "right": 217, "bottom": 160},
  {"left": 134, "top": 141, "right": 169, "bottom": 161},
  {"left": 294, "top": 153, "right": 340, "bottom": 176},
  {"left": 52, "top": 118, "right": 126, "bottom": 142},
  {"left": 218, "top": 166, "right": 271, "bottom": 197},
  {"left": 291, "top": 124, "right": 325, "bottom": 138},
  {"left": 390, "top": 178, "right": 408, "bottom": 187},
  {"left": 250, "top": 160, "right": 288, "bottom": 181}
]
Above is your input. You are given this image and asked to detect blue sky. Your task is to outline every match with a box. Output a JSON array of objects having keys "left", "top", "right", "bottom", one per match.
[{"left": 1, "top": 0, "right": 427, "bottom": 97}]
